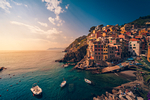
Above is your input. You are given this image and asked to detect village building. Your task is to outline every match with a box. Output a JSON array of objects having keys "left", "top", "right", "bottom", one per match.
[{"left": 128, "top": 38, "right": 141, "bottom": 56}]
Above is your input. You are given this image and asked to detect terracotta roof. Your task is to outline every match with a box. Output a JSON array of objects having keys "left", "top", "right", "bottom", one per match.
[
  {"left": 118, "top": 35, "right": 125, "bottom": 39},
  {"left": 135, "top": 35, "right": 142, "bottom": 39},
  {"left": 126, "top": 32, "right": 131, "bottom": 35},
  {"left": 130, "top": 38, "right": 139, "bottom": 41},
  {"left": 141, "top": 33, "right": 147, "bottom": 36}
]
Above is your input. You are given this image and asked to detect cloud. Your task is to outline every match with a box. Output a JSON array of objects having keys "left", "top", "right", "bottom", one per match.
[
  {"left": 48, "top": 17, "right": 55, "bottom": 25},
  {"left": 17, "top": 16, "right": 21, "bottom": 18},
  {"left": 48, "top": 15, "right": 65, "bottom": 26},
  {"left": 42, "top": 0, "right": 68, "bottom": 26},
  {"left": 24, "top": 4, "right": 28, "bottom": 8},
  {"left": 42, "top": 0, "right": 64, "bottom": 15},
  {"left": 12, "top": 1, "right": 22, "bottom": 5},
  {"left": 0, "top": 0, "right": 12, "bottom": 13},
  {"left": 10, "top": 21, "right": 60, "bottom": 35},
  {"left": 38, "top": 21, "right": 48, "bottom": 27},
  {"left": 65, "top": 4, "right": 69, "bottom": 9}
]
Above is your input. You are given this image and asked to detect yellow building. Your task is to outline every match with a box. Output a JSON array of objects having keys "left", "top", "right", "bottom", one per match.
[
  {"left": 147, "top": 42, "right": 150, "bottom": 62},
  {"left": 139, "top": 29, "right": 148, "bottom": 35},
  {"left": 103, "top": 44, "right": 108, "bottom": 60},
  {"left": 120, "top": 30, "right": 127, "bottom": 34},
  {"left": 93, "top": 30, "right": 96, "bottom": 34},
  {"left": 109, "top": 26, "right": 117, "bottom": 32}
]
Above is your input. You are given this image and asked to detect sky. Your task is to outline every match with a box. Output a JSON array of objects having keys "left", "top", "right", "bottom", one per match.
[{"left": 0, "top": 0, "right": 150, "bottom": 50}]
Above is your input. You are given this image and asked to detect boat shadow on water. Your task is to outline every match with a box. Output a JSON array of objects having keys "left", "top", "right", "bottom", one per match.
[{"left": 33, "top": 93, "right": 43, "bottom": 99}]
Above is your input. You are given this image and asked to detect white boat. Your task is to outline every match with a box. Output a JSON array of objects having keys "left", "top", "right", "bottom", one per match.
[
  {"left": 60, "top": 80, "right": 66, "bottom": 87},
  {"left": 63, "top": 64, "right": 68, "bottom": 67},
  {"left": 30, "top": 83, "right": 42, "bottom": 95},
  {"left": 84, "top": 78, "right": 92, "bottom": 84}
]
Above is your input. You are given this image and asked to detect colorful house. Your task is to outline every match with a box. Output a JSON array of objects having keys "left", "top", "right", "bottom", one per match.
[
  {"left": 103, "top": 44, "right": 108, "bottom": 60},
  {"left": 128, "top": 38, "right": 141, "bottom": 56},
  {"left": 139, "top": 28, "right": 148, "bottom": 35},
  {"left": 147, "top": 42, "right": 150, "bottom": 62}
]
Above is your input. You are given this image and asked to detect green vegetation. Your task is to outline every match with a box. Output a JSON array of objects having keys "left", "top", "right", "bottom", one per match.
[
  {"left": 65, "top": 35, "right": 87, "bottom": 52},
  {"left": 128, "top": 15, "right": 150, "bottom": 25},
  {"left": 89, "top": 26, "right": 96, "bottom": 32}
]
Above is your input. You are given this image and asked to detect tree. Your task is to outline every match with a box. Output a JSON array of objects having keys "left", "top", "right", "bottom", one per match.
[
  {"left": 99, "top": 24, "right": 104, "bottom": 27},
  {"left": 89, "top": 26, "right": 96, "bottom": 32}
]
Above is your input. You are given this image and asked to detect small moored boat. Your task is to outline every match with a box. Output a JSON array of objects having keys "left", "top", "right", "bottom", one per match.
[
  {"left": 60, "top": 80, "right": 66, "bottom": 87},
  {"left": 31, "top": 83, "right": 42, "bottom": 95},
  {"left": 63, "top": 64, "right": 68, "bottom": 68},
  {"left": 84, "top": 78, "right": 91, "bottom": 84}
]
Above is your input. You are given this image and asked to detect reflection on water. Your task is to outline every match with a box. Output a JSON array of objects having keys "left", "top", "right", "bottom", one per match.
[{"left": 0, "top": 50, "right": 129, "bottom": 100}]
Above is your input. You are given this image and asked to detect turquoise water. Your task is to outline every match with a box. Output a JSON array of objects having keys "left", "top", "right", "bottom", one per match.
[{"left": 0, "top": 50, "right": 129, "bottom": 100}]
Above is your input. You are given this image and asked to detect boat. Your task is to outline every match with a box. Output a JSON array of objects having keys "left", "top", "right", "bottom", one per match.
[
  {"left": 60, "top": 80, "right": 66, "bottom": 87},
  {"left": 30, "top": 83, "right": 42, "bottom": 95},
  {"left": 84, "top": 78, "right": 92, "bottom": 84},
  {"left": 63, "top": 64, "right": 68, "bottom": 68}
]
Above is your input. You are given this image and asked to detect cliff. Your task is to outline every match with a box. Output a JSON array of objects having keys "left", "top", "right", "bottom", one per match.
[
  {"left": 64, "top": 35, "right": 87, "bottom": 52},
  {"left": 56, "top": 35, "right": 88, "bottom": 62}
]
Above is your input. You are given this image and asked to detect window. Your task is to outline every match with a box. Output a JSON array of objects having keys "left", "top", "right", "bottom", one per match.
[
  {"left": 104, "top": 50, "right": 105, "bottom": 51},
  {"left": 101, "top": 45, "right": 103, "bottom": 47},
  {"left": 106, "top": 46, "right": 107, "bottom": 48},
  {"left": 134, "top": 44, "right": 135, "bottom": 46},
  {"left": 96, "top": 56, "right": 98, "bottom": 59},
  {"left": 101, "top": 49, "right": 103, "bottom": 51},
  {"left": 99, "top": 56, "right": 100, "bottom": 59},
  {"left": 133, "top": 47, "right": 136, "bottom": 49},
  {"left": 149, "top": 57, "right": 150, "bottom": 60},
  {"left": 98, "top": 53, "right": 100, "bottom": 55},
  {"left": 95, "top": 45, "right": 97, "bottom": 48},
  {"left": 117, "top": 53, "right": 120, "bottom": 55},
  {"left": 130, "top": 47, "right": 132, "bottom": 49},
  {"left": 106, "top": 50, "right": 107, "bottom": 51},
  {"left": 98, "top": 49, "right": 100, "bottom": 51},
  {"left": 98, "top": 45, "right": 100, "bottom": 48},
  {"left": 95, "top": 53, "right": 97, "bottom": 54},
  {"left": 112, "top": 51, "right": 113, "bottom": 53},
  {"left": 95, "top": 49, "right": 97, "bottom": 51}
]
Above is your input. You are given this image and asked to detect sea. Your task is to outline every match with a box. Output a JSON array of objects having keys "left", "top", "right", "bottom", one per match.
[{"left": 0, "top": 50, "right": 129, "bottom": 100}]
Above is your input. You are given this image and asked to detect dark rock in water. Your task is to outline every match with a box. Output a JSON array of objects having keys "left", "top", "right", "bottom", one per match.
[
  {"left": 0, "top": 67, "right": 7, "bottom": 71},
  {"left": 55, "top": 60, "right": 63, "bottom": 62}
]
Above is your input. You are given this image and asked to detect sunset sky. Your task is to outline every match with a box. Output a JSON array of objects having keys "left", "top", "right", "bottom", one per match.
[{"left": 0, "top": 0, "right": 150, "bottom": 50}]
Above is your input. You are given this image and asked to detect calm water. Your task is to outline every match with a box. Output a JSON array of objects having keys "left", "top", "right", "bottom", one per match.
[{"left": 0, "top": 50, "right": 129, "bottom": 100}]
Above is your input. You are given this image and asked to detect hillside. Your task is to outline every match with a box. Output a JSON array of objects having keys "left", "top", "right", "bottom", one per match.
[
  {"left": 65, "top": 35, "right": 87, "bottom": 52},
  {"left": 56, "top": 35, "right": 88, "bottom": 62},
  {"left": 128, "top": 15, "right": 150, "bottom": 25}
]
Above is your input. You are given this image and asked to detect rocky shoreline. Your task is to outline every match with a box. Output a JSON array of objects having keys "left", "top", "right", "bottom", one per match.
[{"left": 93, "top": 71, "right": 149, "bottom": 100}]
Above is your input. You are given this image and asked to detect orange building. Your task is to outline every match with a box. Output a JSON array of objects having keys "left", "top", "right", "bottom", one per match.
[
  {"left": 139, "top": 28, "right": 148, "bottom": 35},
  {"left": 147, "top": 42, "right": 150, "bottom": 62}
]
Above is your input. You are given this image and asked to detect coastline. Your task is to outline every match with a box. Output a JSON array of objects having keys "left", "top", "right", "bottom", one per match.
[{"left": 117, "top": 70, "right": 137, "bottom": 81}]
